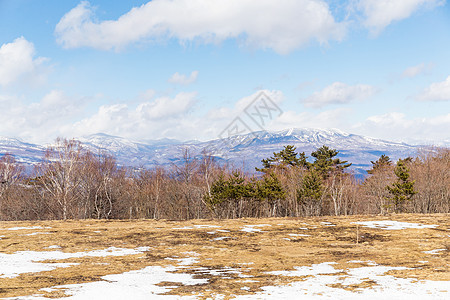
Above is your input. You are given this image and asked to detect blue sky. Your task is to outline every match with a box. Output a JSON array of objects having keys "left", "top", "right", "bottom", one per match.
[{"left": 0, "top": 0, "right": 449, "bottom": 145}]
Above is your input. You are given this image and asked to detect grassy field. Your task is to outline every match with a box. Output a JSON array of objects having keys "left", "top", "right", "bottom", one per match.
[{"left": 0, "top": 214, "right": 449, "bottom": 299}]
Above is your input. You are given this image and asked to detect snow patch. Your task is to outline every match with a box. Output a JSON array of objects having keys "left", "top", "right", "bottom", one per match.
[
  {"left": 213, "top": 237, "right": 231, "bottom": 241},
  {"left": 166, "top": 252, "right": 199, "bottom": 267},
  {"left": 240, "top": 224, "right": 271, "bottom": 233},
  {"left": 423, "top": 249, "right": 446, "bottom": 255},
  {"left": 348, "top": 260, "right": 378, "bottom": 266},
  {"left": 321, "top": 222, "right": 336, "bottom": 227},
  {"left": 46, "top": 245, "right": 61, "bottom": 249},
  {"left": 0, "top": 247, "right": 150, "bottom": 278},
  {"left": 353, "top": 221, "right": 438, "bottom": 230},
  {"left": 7, "top": 226, "right": 50, "bottom": 231},
  {"left": 240, "top": 264, "right": 449, "bottom": 299},
  {"left": 23, "top": 232, "right": 52, "bottom": 236},
  {"left": 14, "top": 266, "right": 207, "bottom": 300},
  {"left": 193, "top": 225, "right": 221, "bottom": 229},
  {"left": 267, "top": 262, "right": 341, "bottom": 277}
]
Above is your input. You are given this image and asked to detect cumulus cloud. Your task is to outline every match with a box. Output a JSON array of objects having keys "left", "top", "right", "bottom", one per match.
[
  {"left": 67, "top": 92, "right": 198, "bottom": 139},
  {"left": 55, "top": 0, "right": 346, "bottom": 54},
  {"left": 168, "top": 71, "right": 198, "bottom": 85},
  {"left": 355, "top": 0, "right": 444, "bottom": 35},
  {"left": 302, "top": 82, "right": 377, "bottom": 108},
  {"left": 353, "top": 112, "right": 450, "bottom": 144},
  {"left": 0, "top": 90, "right": 87, "bottom": 143},
  {"left": 416, "top": 76, "right": 450, "bottom": 102},
  {"left": 65, "top": 90, "right": 286, "bottom": 142},
  {"left": 401, "top": 62, "right": 433, "bottom": 78},
  {"left": 0, "top": 37, "right": 48, "bottom": 87},
  {"left": 270, "top": 108, "right": 351, "bottom": 131}
]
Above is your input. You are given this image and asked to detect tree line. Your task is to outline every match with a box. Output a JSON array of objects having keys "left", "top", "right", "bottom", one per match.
[{"left": 0, "top": 138, "right": 448, "bottom": 221}]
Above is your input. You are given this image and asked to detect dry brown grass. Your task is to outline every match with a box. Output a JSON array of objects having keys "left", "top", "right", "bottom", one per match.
[{"left": 0, "top": 214, "right": 449, "bottom": 299}]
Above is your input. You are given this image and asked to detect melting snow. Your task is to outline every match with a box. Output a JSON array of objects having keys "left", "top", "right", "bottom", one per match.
[
  {"left": 23, "top": 232, "right": 52, "bottom": 236},
  {"left": 213, "top": 237, "right": 231, "bottom": 241},
  {"left": 348, "top": 260, "right": 378, "bottom": 266},
  {"left": 353, "top": 221, "right": 438, "bottom": 230},
  {"left": 166, "top": 252, "right": 199, "bottom": 267},
  {"left": 13, "top": 266, "right": 207, "bottom": 300},
  {"left": 7, "top": 226, "right": 50, "bottom": 231},
  {"left": 423, "top": 249, "right": 446, "bottom": 255},
  {"left": 321, "top": 222, "right": 336, "bottom": 227},
  {"left": 267, "top": 262, "right": 340, "bottom": 277},
  {"left": 0, "top": 247, "right": 150, "bottom": 278},
  {"left": 239, "top": 264, "right": 449, "bottom": 300},
  {"left": 46, "top": 245, "right": 61, "bottom": 249},
  {"left": 173, "top": 225, "right": 221, "bottom": 230},
  {"left": 193, "top": 225, "right": 221, "bottom": 229},
  {"left": 240, "top": 224, "right": 271, "bottom": 233},
  {"left": 192, "top": 266, "right": 252, "bottom": 279}
]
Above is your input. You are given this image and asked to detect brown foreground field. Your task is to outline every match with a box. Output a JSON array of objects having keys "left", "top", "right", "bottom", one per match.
[{"left": 0, "top": 214, "right": 449, "bottom": 299}]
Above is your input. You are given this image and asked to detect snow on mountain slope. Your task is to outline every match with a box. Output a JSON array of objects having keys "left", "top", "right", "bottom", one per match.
[
  {"left": 0, "top": 129, "right": 436, "bottom": 177},
  {"left": 198, "top": 128, "right": 420, "bottom": 176},
  {"left": 0, "top": 137, "right": 45, "bottom": 165}
]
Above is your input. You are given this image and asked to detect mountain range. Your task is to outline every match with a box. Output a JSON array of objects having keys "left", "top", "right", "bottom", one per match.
[{"left": 0, "top": 128, "right": 438, "bottom": 177}]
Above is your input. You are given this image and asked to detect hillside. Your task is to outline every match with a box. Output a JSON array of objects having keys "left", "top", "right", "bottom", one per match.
[
  {"left": 0, "top": 214, "right": 448, "bottom": 299},
  {"left": 0, "top": 128, "right": 425, "bottom": 176}
]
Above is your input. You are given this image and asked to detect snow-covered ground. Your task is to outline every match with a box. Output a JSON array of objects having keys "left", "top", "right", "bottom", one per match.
[
  {"left": 236, "top": 263, "right": 449, "bottom": 300},
  {"left": 352, "top": 221, "right": 438, "bottom": 230},
  {"left": 240, "top": 224, "right": 271, "bottom": 233},
  {"left": 0, "top": 247, "right": 150, "bottom": 278},
  {"left": 7, "top": 257, "right": 449, "bottom": 300},
  {"left": 1, "top": 219, "right": 448, "bottom": 299},
  {"left": 8, "top": 266, "right": 206, "bottom": 300}
]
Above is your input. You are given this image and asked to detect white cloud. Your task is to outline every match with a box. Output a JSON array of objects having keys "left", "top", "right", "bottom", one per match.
[
  {"left": 401, "top": 63, "right": 433, "bottom": 78},
  {"left": 0, "top": 37, "right": 48, "bottom": 87},
  {"left": 416, "top": 76, "right": 450, "bottom": 102},
  {"left": 0, "top": 91, "right": 87, "bottom": 143},
  {"left": 67, "top": 92, "right": 198, "bottom": 139},
  {"left": 137, "top": 92, "right": 197, "bottom": 119},
  {"left": 302, "top": 82, "right": 377, "bottom": 108},
  {"left": 168, "top": 71, "right": 198, "bottom": 85},
  {"left": 355, "top": 0, "right": 444, "bottom": 35},
  {"left": 65, "top": 90, "right": 287, "bottom": 142},
  {"left": 353, "top": 112, "right": 450, "bottom": 144},
  {"left": 55, "top": 0, "right": 346, "bottom": 54},
  {"left": 270, "top": 108, "right": 351, "bottom": 131}
]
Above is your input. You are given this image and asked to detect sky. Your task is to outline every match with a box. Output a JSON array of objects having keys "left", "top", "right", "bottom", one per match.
[{"left": 0, "top": 0, "right": 449, "bottom": 145}]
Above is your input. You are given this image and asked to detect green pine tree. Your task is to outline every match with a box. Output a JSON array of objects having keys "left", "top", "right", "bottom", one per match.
[
  {"left": 205, "top": 171, "right": 254, "bottom": 208},
  {"left": 310, "top": 145, "right": 351, "bottom": 178},
  {"left": 256, "top": 173, "right": 286, "bottom": 203},
  {"left": 368, "top": 154, "right": 392, "bottom": 175},
  {"left": 386, "top": 159, "right": 416, "bottom": 213},
  {"left": 297, "top": 169, "right": 323, "bottom": 216},
  {"left": 256, "top": 145, "right": 308, "bottom": 172}
]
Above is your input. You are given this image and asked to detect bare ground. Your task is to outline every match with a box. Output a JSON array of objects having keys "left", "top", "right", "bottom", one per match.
[{"left": 0, "top": 213, "right": 448, "bottom": 299}]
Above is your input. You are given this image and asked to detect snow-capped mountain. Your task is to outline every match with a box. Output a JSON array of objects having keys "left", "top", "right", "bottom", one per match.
[
  {"left": 0, "top": 137, "right": 45, "bottom": 165},
  {"left": 197, "top": 128, "right": 420, "bottom": 176},
  {"left": 0, "top": 128, "right": 436, "bottom": 176}
]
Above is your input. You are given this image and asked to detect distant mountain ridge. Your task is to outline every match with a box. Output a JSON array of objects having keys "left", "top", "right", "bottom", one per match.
[{"left": 0, "top": 128, "right": 437, "bottom": 176}]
